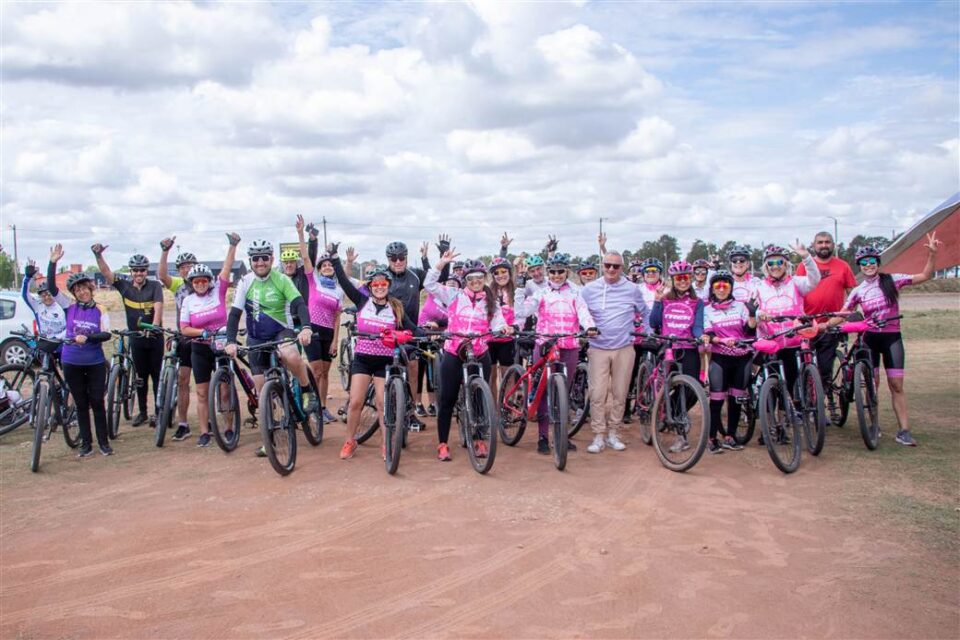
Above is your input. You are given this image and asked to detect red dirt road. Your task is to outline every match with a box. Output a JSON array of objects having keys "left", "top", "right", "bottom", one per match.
[{"left": 2, "top": 402, "right": 956, "bottom": 639}]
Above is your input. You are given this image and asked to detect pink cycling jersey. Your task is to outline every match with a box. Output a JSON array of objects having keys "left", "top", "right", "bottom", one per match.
[
  {"left": 489, "top": 288, "right": 515, "bottom": 343},
  {"left": 180, "top": 277, "right": 229, "bottom": 335},
  {"left": 424, "top": 268, "right": 507, "bottom": 357},
  {"left": 305, "top": 271, "right": 343, "bottom": 328},
  {"left": 418, "top": 292, "right": 447, "bottom": 326},
  {"left": 703, "top": 299, "right": 752, "bottom": 356},
  {"left": 635, "top": 281, "right": 659, "bottom": 344},
  {"left": 732, "top": 273, "right": 756, "bottom": 303},
  {"left": 658, "top": 294, "right": 701, "bottom": 348},
  {"left": 354, "top": 299, "right": 398, "bottom": 357},
  {"left": 515, "top": 281, "right": 595, "bottom": 349},
  {"left": 753, "top": 256, "right": 821, "bottom": 348},
  {"left": 843, "top": 274, "right": 911, "bottom": 333}
]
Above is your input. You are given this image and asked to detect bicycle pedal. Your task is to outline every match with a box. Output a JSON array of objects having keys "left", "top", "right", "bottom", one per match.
[{"left": 408, "top": 424, "right": 423, "bottom": 432}]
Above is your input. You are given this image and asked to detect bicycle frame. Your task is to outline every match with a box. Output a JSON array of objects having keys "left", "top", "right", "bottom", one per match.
[{"left": 501, "top": 338, "right": 567, "bottom": 422}]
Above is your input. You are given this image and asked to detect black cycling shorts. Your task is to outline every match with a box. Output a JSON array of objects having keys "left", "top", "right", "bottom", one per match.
[
  {"left": 864, "top": 331, "right": 906, "bottom": 378},
  {"left": 247, "top": 329, "right": 297, "bottom": 375},
  {"left": 304, "top": 324, "right": 335, "bottom": 363},
  {"left": 350, "top": 353, "right": 393, "bottom": 379},
  {"left": 177, "top": 341, "right": 193, "bottom": 369},
  {"left": 487, "top": 340, "right": 515, "bottom": 367},
  {"left": 191, "top": 342, "right": 217, "bottom": 385}
]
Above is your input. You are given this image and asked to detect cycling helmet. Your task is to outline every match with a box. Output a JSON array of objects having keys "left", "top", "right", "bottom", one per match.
[
  {"left": 279, "top": 249, "right": 300, "bottom": 262},
  {"left": 128, "top": 254, "right": 150, "bottom": 269},
  {"left": 855, "top": 245, "right": 882, "bottom": 263},
  {"left": 577, "top": 262, "right": 598, "bottom": 273},
  {"left": 175, "top": 252, "right": 197, "bottom": 268},
  {"left": 524, "top": 255, "right": 544, "bottom": 268},
  {"left": 763, "top": 245, "right": 789, "bottom": 261},
  {"left": 385, "top": 241, "right": 408, "bottom": 258},
  {"left": 727, "top": 245, "right": 750, "bottom": 261},
  {"left": 668, "top": 260, "right": 693, "bottom": 276},
  {"left": 640, "top": 257, "right": 664, "bottom": 272},
  {"left": 709, "top": 269, "right": 734, "bottom": 287},
  {"left": 692, "top": 259, "right": 710, "bottom": 269},
  {"left": 36, "top": 281, "right": 50, "bottom": 295},
  {"left": 66, "top": 272, "right": 94, "bottom": 291},
  {"left": 315, "top": 252, "right": 334, "bottom": 266},
  {"left": 186, "top": 264, "right": 214, "bottom": 282},
  {"left": 367, "top": 264, "right": 393, "bottom": 283},
  {"left": 247, "top": 239, "right": 273, "bottom": 257},
  {"left": 547, "top": 253, "right": 570, "bottom": 268},
  {"left": 489, "top": 257, "right": 512, "bottom": 273},
  {"left": 462, "top": 259, "right": 487, "bottom": 277},
  {"left": 444, "top": 273, "right": 464, "bottom": 288},
  {"left": 452, "top": 261, "right": 465, "bottom": 271}
]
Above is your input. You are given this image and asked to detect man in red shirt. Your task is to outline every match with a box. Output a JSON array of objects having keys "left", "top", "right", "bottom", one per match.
[{"left": 796, "top": 231, "right": 857, "bottom": 395}]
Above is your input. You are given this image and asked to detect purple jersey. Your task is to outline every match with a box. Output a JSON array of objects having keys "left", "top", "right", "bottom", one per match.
[
  {"left": 703, "top": 300, "right": 752, "bottom": 356},
  {"left": 63, "top": 304, "right": 110, "bottom": 366},
  {"left": 306, "top": 272, "right": 343, "bottom": 329},
  {"left": 843, "top": 274, "right": 912, "bottom": 333}
]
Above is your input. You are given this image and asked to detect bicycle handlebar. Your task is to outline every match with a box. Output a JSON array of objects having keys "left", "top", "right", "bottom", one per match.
[{"left": 236, "top": 336, "right": 300, "bottom": 352}]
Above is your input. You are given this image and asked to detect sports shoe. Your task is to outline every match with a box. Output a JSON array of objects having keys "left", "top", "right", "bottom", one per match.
[
  {"left": 437, "top": 442, "right": 451, "bottom": 461},
  {"left": 427, "top": 404, "right": 437, "bottom": 417},
  {"left": 587, "top": 435, "right": 605, "bottom": 454},
  {"left": 668, "top": 437, "right": 690, "bottom": 454},
  {"left": 224, "top": 429, "right": 235, "bottom": 443},
  {"left": 172, "top": 424, "right": 191, "bottom": 441},
  {"left": 416, "top": 403, "right": 427, "bottom": 417},
  {"left": 98, "top": 444, "right": 114, "bottom": 456},
  {"left": 322, "top": 408, "right": 336, "bottom": 424},
  {"left": 721, "top": 436, "right": 743, "bottom": 451},
  {"left": 707, "top": 439, "right": 724, "bottom": 454},
  {"left": 255, "top": 446, "right": 267, "bottom": 458},
  {"left": 78, "top": 445, "right": 94, "bottom": 458},
  {"left": 340, "top": 439, "right": 358, "bottom": 459},
  {"left": 410, "top": 415, "right": 426, "bottom": 431},
  {"left": 537, "top": 436, "right": 550, "bottom": 455},
  {"left": 197, "top": 433, "right": 211, "bottom": 447},
  {"left": 567, "top": 440, "right": 577, "bottom": 451},
  {"left": 605, "top": 434, "right": 627, "bottom": 451},
  {"left": 475, "top": 440, "right": 488, "bottom": 458},
  {"left": 895, "top": 429, "right": 918, "bottom": 446},
  {"left": 149, "top": 415, "right": 157, "bottom": 428},
  {"left": 131, "top": 412, "right": 148, "bottom": 427}
]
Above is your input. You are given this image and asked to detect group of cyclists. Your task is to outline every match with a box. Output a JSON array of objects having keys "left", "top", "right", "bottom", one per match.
[{"left": 14, "top": 216, "right": 943, "bottom": 471}]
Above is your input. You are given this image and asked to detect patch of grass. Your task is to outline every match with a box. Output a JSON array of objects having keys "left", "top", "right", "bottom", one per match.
[
  {"left": 900, "top": 309, "right": 960, "bottom": 341},
  {"left": 908, "top": 278, "right": 960, "bottom": 293},
  {"left": 876, "top": 493, "right": 959, "bottom": 554}
]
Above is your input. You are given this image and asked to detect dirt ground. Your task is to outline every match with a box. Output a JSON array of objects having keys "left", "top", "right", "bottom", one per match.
[{"left": 1, "top": 294, "right": 957, "bottom": 639}]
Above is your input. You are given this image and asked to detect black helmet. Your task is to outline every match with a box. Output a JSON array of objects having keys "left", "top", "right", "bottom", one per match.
[
  {"left": 385, "top": 241, "right": 408, "bottom": 258},
  {"left": 367, "top": 264, "right": 393, "bottom": 283},
  {"left": 727, "top": 245, "right": 750, "bottom": 261},
  {"left": 37, "top": 281, "right": 50, "bottom": 295},
  {"left": 128, "top": 254, "right": 150, "bottom": 269},
  {"left": 67, "top": 272, "right": 94, "bottom": 291},
  {"left": 175, "top": 252, "right": 198, "bottom": 268}
]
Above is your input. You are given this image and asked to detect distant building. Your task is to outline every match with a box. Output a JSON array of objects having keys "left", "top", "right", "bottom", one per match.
[
  {"left": 32, "top": 263, "right": 84, "bottom": 292},
  {"left": 881, "top": 192, "right": 959, "bottom": 277}
]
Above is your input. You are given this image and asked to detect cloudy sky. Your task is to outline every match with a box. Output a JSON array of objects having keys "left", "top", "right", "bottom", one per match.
[{"left": 2, "top": 1, "right": 957, "bottom": 266}]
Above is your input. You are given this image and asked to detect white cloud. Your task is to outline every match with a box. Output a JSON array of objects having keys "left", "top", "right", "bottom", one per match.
[
  {"left": 446, "top": 129, "right": 541, "bottom": 169},
  {"left": 619, "top": 117, "right": 677, "bottom": 158}
]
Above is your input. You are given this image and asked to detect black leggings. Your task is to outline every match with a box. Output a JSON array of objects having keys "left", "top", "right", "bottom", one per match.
[
  {"left": 865, "top": 332, "right": 906, "bottom": 377},
  {"left": 63, "top": 362, "right": 108, "bottom": 448},
  {"left": 708, "top": 353, "right": 752, "bottom": 440},
  {"left": 417, "top": 352, "right": 436, "bottom": 394},
  {"left": 436, "top": 351, "right": 491, "bottom": 445},
  {"left": 131, "top": 335, "right": 163, "bottom": 414}
]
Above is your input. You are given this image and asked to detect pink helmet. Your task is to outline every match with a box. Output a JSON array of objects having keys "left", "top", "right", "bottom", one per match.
[
  {"left": 668, "top": 260, "right": 693, "bottom": 276},
  {"left": 489, "top": 256, "right": 512, "bottom": 273}
]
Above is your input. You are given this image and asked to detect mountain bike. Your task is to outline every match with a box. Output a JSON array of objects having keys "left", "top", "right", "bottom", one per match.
[
  {"left": 499, "top": 331, "right": 591, "bottom": 471},
  {"left": 0, "top": 329, "right": 39, "bottom": 438},
  {"left": 20, "top": 333, "right": 79, "bottom": 472},
  {"left": 633, "top": 333, "right": 709, "bottom": 473},
  {"left": 208, "top": 329, "right": 260, "bottom": 452},
  {"left": 106, "top": 330, "right": 143, "bottom": 439},
  {"left": 337, "top": 308, "right": 357, "bottom": 392},
  {"left": 567, "top": 341, "right": 590, "bottom": 438},
  {"left": 138, "top": 322, "right": 193, "bottom": 447},
  {"left": 239, "top": 336, "right": 323, "bottom": 476}
]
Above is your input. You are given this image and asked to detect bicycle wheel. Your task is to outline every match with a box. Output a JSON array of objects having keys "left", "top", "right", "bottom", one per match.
[
  {"left": 0, "top": 364, "right": 36, "bottom": 436},
  {"left": 759, "top": 377, "right": 801, "bottom": 474},
  {"left": 60, "top": 386, "right": 80, "bottom": 448},
  {"left": 209, "top": 367, "right": 241, "bottom": 452},
  {"left": 826, "top": 352, "right": 850, "bottom": 427},
  {"left": 105, "top": 364, "right": 124, "bottom": 440},
  {"left": 854, "top": 361, "right": 879, "bottom": 450},
  {"left": 338, "top": 339, "right": 352, "bottom": 392},
  {"left": 549, "top": 373, "right": 569, "bottom": 471},
  {"left": 123, "top": 363, "right": 136, "bottom": 421},
  {"left": 636, "top": 361, "right": 655, "bottom": 445},
  {"left": 497, "top": 364, "right": 527, "bottom": 446},
  {"left": 651, "top": 374, "right": 709, "bottom": 472},
  {"left": 154, "top": 366, "right": 175, "bottom": 447},
  {"left": 31, "top": 380, "right": 51, "bottom": 472},
  {"left": 355, "top": 382, "right": 380, "bottom": 444},
  {"left": 465, "top": 377, "right": 497, "bottom": 474},
  {"left": 797, "top": 363, "right": 826, "bottom": 456},
  {"left": 734, "top": 389, "right": 757, "bottom": 446},
  {"left": 384, "top": 376, "right": 405, "bottom": 475},
  {"left": 567, "top": 361, "right": 589, "bottom": 437},
  {"left": 297, "top": 374, "right": 324, "bottom": 446},
  {"left": 259, "top": 379, "right": 296, "bottom": 475},
  {"left": 456, "top": 385, "right": 467, "bottom": 448}
]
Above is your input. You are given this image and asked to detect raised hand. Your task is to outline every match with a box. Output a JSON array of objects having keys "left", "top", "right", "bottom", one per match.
[
  {"left": 436, "top": 234, "right": 451, "bottom": 254},
  {"left": 792, "top": 238, "right": 809, "bottom": 259},
  {"left": 226, "top": 232, "right": 241, "bottom": 246},
  {"left": 345, "top": 246, "right": 357, "bottom": 264},
  {"left": 598, "top": 232, "right": 608, "bottom": 254},
  {"left": 500, "top": 232, "right": 513, "bottom": 248},
  {"left": 91, "top": 243, "right": 108, "bottom": 256},
  {"left": 924, "top": 231, "right": 941, "bottom": 253},
  {"left": 295, "top": 214, "right": 305, "bottom": 233},
  {"left": 327, "top": 241, "right": 340, "bottom": 255},
  {"left": 420, "top": 241, "right": 429, "bottom": 258},
  {"left": 25, "top": 259, "right": 38, "bottom": 279},
  {"left": 50, "top": 243, "right": 64, "bottom": 263},
  {"left": 306, "top": 222, "right": 319, "bottom": 238},
  {"left": 160, "top": 237, "right": 176, "bottom": 252},
  {"left": 545, "top": 235, "right": 558, "bottom": 252},
  {"left": 439, "top": 248, "right": 460, "bottom": 266}
]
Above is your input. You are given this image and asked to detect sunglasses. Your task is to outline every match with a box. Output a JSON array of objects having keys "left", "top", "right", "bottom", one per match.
[
  {"left": 369, "top": 279, "right": 390, "bottom": 287},
  {"left": 603, "top": 263, "right": 623, "bottom": 270},
  {"left": 388, "top": 255, "right": 407, "bottom": 262},
  {"left": 766, "top": 259, "right": 786, "bottom": 268},
  {"left": 712, "top": 281, "right": 731, "bottom": 289},
  {"left": 643, "top": 267, "right": 661, "bottom": 274},
  {"left": 730, "top": 258, "right": 749, "bottom": 264},
  {"left": 191, "top": 278, "right": 211, "bottom": 286},
  {"left": 250, "top": 255, "right": 271, "bottom": 263},
  {"left": 693, "top": 268, "right": 708, "bottom": 274},
  {"left": 672, "top": 274, "right": 692, "bottom": 281},
  {"left": 548, "top": 269, "right": 566, "bottom": 275},
  {"left": 465, "top": 274, "right": 485, "bottom": 282},
  {"left": 579, "top": 270, "right": 597, "bottom": 276},
  {"left": 131, "top": 268, "right": 147, "bottom": 273},
  {"left": 858, "top": 257, "right": 879, "bottom": 266}
]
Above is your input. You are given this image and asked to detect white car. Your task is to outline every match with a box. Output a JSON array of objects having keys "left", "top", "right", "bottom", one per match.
[{"left": 0, "top": 290, "right": 40, "bottom": 365}]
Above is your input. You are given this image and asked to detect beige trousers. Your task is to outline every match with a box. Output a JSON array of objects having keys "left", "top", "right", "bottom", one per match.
[{"left": 587, "top": 345, "right": 636, "bottom": 437}]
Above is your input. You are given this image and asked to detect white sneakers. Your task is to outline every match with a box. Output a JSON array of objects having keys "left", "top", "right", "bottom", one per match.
[{"left": 587, "top": 433, "right": 627, "bottom": 453}]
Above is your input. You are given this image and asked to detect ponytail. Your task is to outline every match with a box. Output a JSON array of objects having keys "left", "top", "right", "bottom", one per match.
[
  {"left": 483, "top": 285, "right": 497, "bottom": 322},
  {"left": 388, "top": 297, "right": 405, "bottom": 329},
  {"left": 877, "top": 273, "right": 899, "bottom": 308}
]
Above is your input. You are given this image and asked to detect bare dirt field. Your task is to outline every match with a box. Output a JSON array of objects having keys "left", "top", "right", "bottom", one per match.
[{"left": 1, "top": 295, "right": 957, "bottom": 639}]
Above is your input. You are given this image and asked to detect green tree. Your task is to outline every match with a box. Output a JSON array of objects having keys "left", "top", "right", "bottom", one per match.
[
  {"left": 638, "top": 234, "right": 681, "bottom": 264},
  {"left": 841, "top": 234, "right": 891, "bottom": 270},
  {"left": 0, "top": 251, "right": 16, "bottom": 289},
  {"left": 686, "top": 239, "right": 720, "bottom": 263}
]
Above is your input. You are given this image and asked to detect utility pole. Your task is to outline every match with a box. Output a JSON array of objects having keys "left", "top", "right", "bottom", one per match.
[
  {"left": 322, "top": 216, "right": 328, "bottom": 246},
  {"left": 827, "top": 216, "right": 839, "bottom": 244},
  {"left": 8, "top": 224, "right": 20, "bottom": 289}
]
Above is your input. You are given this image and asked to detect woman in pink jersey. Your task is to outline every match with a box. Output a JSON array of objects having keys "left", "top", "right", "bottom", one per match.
[
  {"left": 415, "top": 272, "right": 459, "bottom": 417},
  {"left": 487, "top": 257, "right": 517, "bottom": 409},
  {"left": 426, "top": 252, "right": 510, "bottom": 462},
  {"left": 515, "top": 253, "right": 596, "bottom": 455},
  {"left": 837, "top": 234, "right": 941, "bottom": 446},
  {"left": 702, "top": 270, "right": 756, "bottom": 454},
  {"left": 297, "top": 224, "right": 344, "bottom": 424},
  {"left": 178, "top": 237, "right": 238, "bottom": 447}
]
